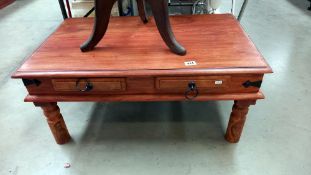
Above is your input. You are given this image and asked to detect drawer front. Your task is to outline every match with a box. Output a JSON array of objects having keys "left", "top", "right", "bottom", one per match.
[
  {"left": 52, "top": 78, "right": 126, "bottom": 92},
  {"left": 155, "top": 75, "right": 263, "bottom": 94},
  {"left": 23, "top": 75, "right": 262, "bottom": 95},
  {"left": 156, "top": 76, "right": 230, "bottom": 91}
]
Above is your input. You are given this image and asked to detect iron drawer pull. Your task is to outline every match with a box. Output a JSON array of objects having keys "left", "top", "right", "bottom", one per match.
[
  {"left": 185, "top": 81, "right": 199, "bottom": 100},
  {"left": 76, "top": 79, "right": 93, "bottom": 92}
]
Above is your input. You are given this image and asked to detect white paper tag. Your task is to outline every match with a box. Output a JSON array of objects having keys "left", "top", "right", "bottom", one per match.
[
  {"left": 184, "top": 61, "right": 197, "bottom": 66},
  {"left": 215, "top": 80, "right": 223, "bottom": 85}
]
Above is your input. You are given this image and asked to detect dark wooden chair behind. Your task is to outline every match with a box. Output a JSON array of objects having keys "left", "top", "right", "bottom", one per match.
[{"left": 80, "top": 0, "right": 187, "bottom": 56}]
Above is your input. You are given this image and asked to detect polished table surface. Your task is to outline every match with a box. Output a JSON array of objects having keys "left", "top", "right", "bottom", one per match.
[
  {"left": 12, "top": 14, "right": 272, "bottom": 144},
  {"left": 13, "top": 14, "right": 271, "bottom": 77}
]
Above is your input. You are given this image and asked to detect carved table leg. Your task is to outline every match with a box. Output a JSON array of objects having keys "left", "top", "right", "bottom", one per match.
[
  {"left": 34, "top": 102, "right": 71, "bottom": 144},
  {"left": 137, "top": 0, "right": 148, "bottom": 23},
  {"left": 146, "top": 0, "right": 186, "bottom": 55},
  {"left": 225, "top": 100, "right": 256, "bottom": 143},
  {"left": 80, "top": 0, "right": 117, "bottom": 52}
]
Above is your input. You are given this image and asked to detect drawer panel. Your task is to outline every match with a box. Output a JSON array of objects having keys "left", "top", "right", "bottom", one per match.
[
  {"left": 52, "top": 78, "right": 126, "bottom": 92},
  {"left": 156, "top": 76, "right": 230, "bottom": 90},
  {"left": 24, "top": 75, "right": 263, "bottom": 95}
]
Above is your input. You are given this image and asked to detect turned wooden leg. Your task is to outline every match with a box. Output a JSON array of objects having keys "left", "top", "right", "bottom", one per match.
[
  {"left": 34, "top": 102, "right": 71, "bottom": 144},
  {"left": 80, "top": 0, "right": 117, "bottom": 52},
  {"left": 146, "top": 0, "right": 186, "bottom": 55},
  {"left": 225, "top": 100, "right": 256, "bottom": 143},
  {"left": 137, "top": 0, "right": 148, "bottom": 23}
]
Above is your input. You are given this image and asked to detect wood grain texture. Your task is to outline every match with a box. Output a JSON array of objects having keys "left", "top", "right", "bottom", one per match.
[
  {"left": 12, "top": 15, "right": 272, "bottom": 144},
  {"left": 52, "top": 78, "right": 126, "bottom": 92},
  {"left": 25, "top": 91, "right": 264, "bottom": 102},
  {"left": 225, "top": 100, "right": 256, "bottom": 143},
  {"left": 156, "top": 76, "right": 231, "bottom": 89},
  {"left": 12, "top": 15, "right": 272, "bottom": 78},
  {"left": 12, "top": 68, "right": 272, "bottom": 78},
  {"left": 23, "top": 74, "right": 263, "bottom": 95},
  {"left": 34, "top": 102, "right": 71, "bottom": 144}
]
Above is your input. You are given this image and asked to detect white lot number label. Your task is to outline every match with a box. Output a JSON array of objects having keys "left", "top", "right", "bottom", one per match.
[
  {"left": 215, "top": 80, "right": 223, "bottom": 85},
  {"left": 184, "top": 61, "right": 197, "bottom": 66}
]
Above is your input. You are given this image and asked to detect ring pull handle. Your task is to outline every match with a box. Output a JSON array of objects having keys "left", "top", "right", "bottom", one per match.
[
  {"left": 76, "top": 78, "right": 93, "bottom": 92},
  {"left": 185, "top": 81, "right": 199, "bottom": 100}
]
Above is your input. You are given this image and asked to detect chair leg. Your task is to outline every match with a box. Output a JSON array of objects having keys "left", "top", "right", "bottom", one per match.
[
  {"left": 80, "top": 0, "right": 117, "bottom": 52},
  {"left": 146, "top": 0, "right": 186, "bottom": 55},
  {"left": 137, "top": 0, "right": 148, "bottom": 23},
  {"left": 65, "top": 0, "right": 72, "bottom": 18},
  {"left": 58, "top": 0, "right": 68, "bottom": 19}
]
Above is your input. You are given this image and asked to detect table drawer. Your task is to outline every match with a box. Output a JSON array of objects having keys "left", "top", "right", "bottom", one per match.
[
  {"left": 156, "top": 76, "right": 230, "bottom": 92},
  {"left": 155, "top": 75, "right": 263, "bottom": 94},
  {"left": 156, "top": 76, "right": 230, "bottom": 90},
  {"left": 52, "top": 78, "right": 126, "bottom": 92}
]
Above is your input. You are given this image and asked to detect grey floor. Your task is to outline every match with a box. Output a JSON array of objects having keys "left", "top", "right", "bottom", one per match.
[{"left": 1, "top": 0, "right": 311, "bottom": 174}]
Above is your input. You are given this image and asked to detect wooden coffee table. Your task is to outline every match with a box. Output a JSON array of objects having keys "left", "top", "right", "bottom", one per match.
[{"left": 12, "top": 14, "right": 272, "bottom": 144}]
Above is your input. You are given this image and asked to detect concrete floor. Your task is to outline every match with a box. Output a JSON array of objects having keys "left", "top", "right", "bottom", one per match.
[{"left": 1, "top": 0, "right": 311, "bottom": 174}]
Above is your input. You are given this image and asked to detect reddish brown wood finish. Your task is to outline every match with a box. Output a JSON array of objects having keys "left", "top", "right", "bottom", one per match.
[
  {"left": 12, "top": 15, "right": 272, "bottom": 144},
  {"left": 25, "top": 91, "right": 264, "bottom": 102},
  {"left": 225, "top": 100, "right": 256, "bottom": 143},
  {"left": 12, "top": 68, "right": 272, "bottom": 78},
  {"left": 34, "top": 103, "right": 71, "bottom": 144},
  {"left": 52, "top": 78, "right": 126, "bottom": 92},
  {"left": 0, "top": 0, "right": 14, "bottom": 9},
  {"left": 11, "top": 15, "right": 272, "bottom": 78},
  {"left": 23, "top": 74, "right": 263, "bottom": 95},
  {"left": 156, "top": 76, "right": 231, "bottom": 90}
]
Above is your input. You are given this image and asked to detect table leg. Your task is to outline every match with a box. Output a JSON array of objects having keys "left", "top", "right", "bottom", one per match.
[
  {"left": 34, "top": 102, "right": 71, "bottom": 144},
  {"left": 225, "top": 100, "right": 256, "bottom": 143}
]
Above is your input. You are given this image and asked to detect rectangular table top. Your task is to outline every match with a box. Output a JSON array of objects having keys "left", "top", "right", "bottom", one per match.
[{"left": 13, "top": 14, "right": 272, "bottom": 78}]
